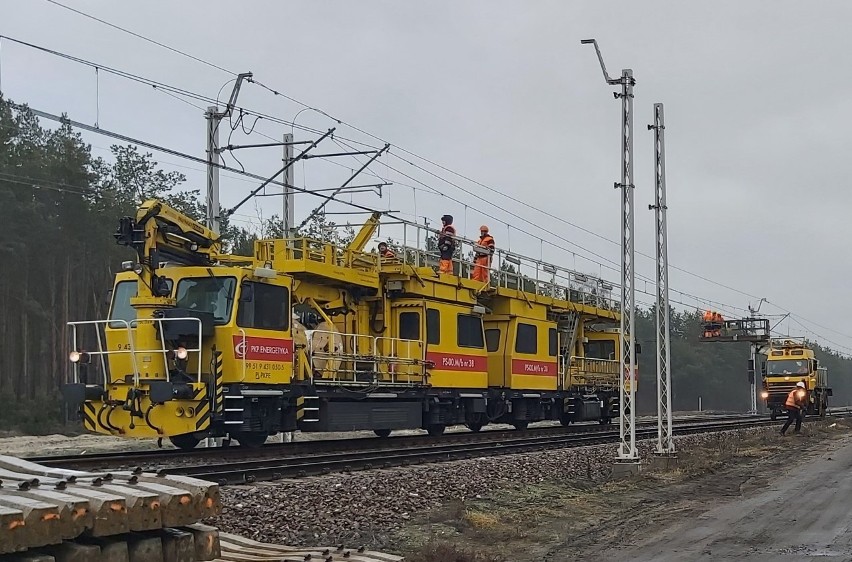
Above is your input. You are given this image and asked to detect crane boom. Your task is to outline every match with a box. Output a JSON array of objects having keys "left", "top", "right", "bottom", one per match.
[{"left": 347, "top": 211, "right": 382, "bottom": 253}]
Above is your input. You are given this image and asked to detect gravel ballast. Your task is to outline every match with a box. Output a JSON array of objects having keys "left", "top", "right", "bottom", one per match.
[{"left": 208, "top": 427, "right": 774, "bottom": 548}]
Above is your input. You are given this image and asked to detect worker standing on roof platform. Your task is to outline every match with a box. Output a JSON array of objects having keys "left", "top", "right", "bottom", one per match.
[
  {"left": 703, "top": 310, "right": 713, "bottom": 338},
  {"left": 377, "top": 242, "right": 395, "bottom": 259},
  {"left": 438, "top": 215, "right": 456, "bottom": 274},
  {"left": 780, "top": 381, "right": 807, "bottom": 435},
  {"left": 713, "top": 311, "right": 724, "bottom": 337},
  {"left": 472, "top": 225, "right": 495, "bottom": 283}
]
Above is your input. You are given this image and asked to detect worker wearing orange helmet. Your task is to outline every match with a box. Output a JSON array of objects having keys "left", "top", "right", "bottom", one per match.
[
  {"left": 702, "top": 310, "right": 714, "bottom": 338},
  {"left": 472, "top": 225, "right": 495, "bottom": 283}
]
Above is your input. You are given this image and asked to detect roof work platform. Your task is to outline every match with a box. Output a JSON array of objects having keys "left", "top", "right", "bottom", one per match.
[{"left": 699, "top": 317, "right": 770, "bottom": 343}]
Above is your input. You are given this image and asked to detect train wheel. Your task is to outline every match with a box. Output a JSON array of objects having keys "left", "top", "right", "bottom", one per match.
[
  {"left": 599, "top": 417, "right": 612, "bottom": 425},
  {"left": 426, "top": 424, "right": 446, "bottom": 437},
  {"left": 512, "top": 421, "right": 529, "bottom": 431},
  {"left": 234, "top": 431, "right": 268, "bottom": 448},
  {"left": 465, "top": 422, "right": 484, "bottom": 433},
  {"left": 559, "top": 415, "right": 571, "bottom": 427},
  {"left": 169, "top": 433, "right": 201, "bottom": 450},
  {"left": 374, "top": 429, "right": 392, "bottom": 438}
]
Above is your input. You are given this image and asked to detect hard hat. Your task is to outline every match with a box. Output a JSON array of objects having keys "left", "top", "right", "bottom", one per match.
[
  {"left": 796, "top": 381, "right": 806, "bottom": 388},
  {"left": 441, "top": 214, "right": 453, "bottom": 224},
  {"left": 378, "top": 241, "right": 387, "bottom": 248},
  {"left": 480, "top": 225, "right": 489, "bottom": 232}
]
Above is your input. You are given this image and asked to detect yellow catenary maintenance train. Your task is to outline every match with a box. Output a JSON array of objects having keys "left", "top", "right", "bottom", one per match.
[{"left": 62, "top": 200, "right": 629, "bottom": 448}]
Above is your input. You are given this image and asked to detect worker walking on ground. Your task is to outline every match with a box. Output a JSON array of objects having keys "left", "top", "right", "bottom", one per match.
[
  {"left": 377, "top": 241, "right": 395, "bottom": 259},
  {"left": 472, "top": 225, "right": 495, "bottom": 283},
  {"left": 780, "top": 381, "right": 807, "bottom": 435},
  {"left": 438, "top": 214, "right": 456, "bottom": 274}
]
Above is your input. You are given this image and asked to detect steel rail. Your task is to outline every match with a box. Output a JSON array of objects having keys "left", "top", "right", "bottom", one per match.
[
  {"left": 167, "top": 417, "right": 807, "bottom": 485},
  {"left": 29, "top": 414, "right": 759, "bottom": 470}
]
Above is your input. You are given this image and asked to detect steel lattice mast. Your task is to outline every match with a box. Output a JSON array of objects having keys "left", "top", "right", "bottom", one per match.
[
  {"left": 649, "top": 103, "right": 674, "bottom": 455},
  {"left": 582, "top": 39, "right": 639, "bottom": 462}
]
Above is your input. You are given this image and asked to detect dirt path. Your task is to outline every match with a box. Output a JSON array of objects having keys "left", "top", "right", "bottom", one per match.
[
  {"left": 593, "top": 433, "right": 852, "bottom": 561},
  {"left": 390, "top": 422, "right": 852, "bottom": 561}
]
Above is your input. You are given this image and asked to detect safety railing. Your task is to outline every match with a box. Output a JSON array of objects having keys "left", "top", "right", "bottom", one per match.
[
  {"left": 567, "top": 356, "right": 620, "bottom": 390},
  {"left": 374, "top": 336, "right": 426, "bottom": 380},
  {"left": 380, "top": 219, "right": 620, "bottom": 311},
  {"left": 67, "top": 317, "right": 204, "bottom": 388},
  {"left": 254, "top": 216, "right": 620, "bottom": 312},
  {"left": 255, "top": 238, "right": 379, "bottom": 273},
  {"left": 305, "top": 330, "right": 427, "bottom": 386}
]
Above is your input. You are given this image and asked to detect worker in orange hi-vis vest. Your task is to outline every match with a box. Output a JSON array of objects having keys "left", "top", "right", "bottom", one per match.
[
  {"left": 703, "top": 310, "right": 713, "bottom": 338},
  {"left": 438, "top": 215, "right": 456, "bottom": 274},
  {"left": 377, "top": 241, "right": 395, "bottom": 259},
  {"left": 712, "top": 311, "right": 724, "bottom": 337},
  {"left": 780, "top": 381, "right": 807, "bottom": 435},
  {"left": 472, "top": 225, "right": 495, "bottom": 283}
]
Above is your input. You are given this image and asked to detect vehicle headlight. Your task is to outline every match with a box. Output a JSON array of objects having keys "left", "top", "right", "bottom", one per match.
[
  {"left": 175, "top": 347, "right": 189, "bottom": 360},
  {"left": 760, "top": 391, "right": 768, "bottom": 399},
  {"left": 69, "top": 351, "right": 90, "bottom": 364}
]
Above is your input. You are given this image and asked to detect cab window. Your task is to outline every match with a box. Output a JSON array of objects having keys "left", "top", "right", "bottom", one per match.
[
  {"left": 457, "top": 314, "right": 484, "bottom": 348},
  {"left": 176, "top": 277, "right": 236, "bottom": 325},
  {"left": 585, "top": 339, "right": 616, "bottom": 361},
  {"left": 516, "top": 323, "right": 537, "bottom": 354},
  {"left": 399, "top": 311, "right": 421, "bottom": 340},
  {"left": 426, "top": 309, "right": 441, "bottom": 345},
  {"left": 109, "top": 279, "right": 172, "bottom": 328},
  {"left": 109, "top": 281, "right": 138, "bottom": 328},
  {"left": 485, "top": 328, "right": 501, "bottom": 352},
  {"left": 549, "top": 328, "right": 558, "bottom": 357},
  {"left": 237, "top": 282, "right": 289, "bottom": 330}
]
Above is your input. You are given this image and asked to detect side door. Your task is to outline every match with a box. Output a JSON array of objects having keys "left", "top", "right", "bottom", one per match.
[
  {"left": 232, "top": 278, "right": 293, "bottom": 384},
  {"left": 389, "top": 301, "right": 427, "bottom": 383}
]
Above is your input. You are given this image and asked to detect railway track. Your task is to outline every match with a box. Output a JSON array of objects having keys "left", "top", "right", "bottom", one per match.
[
  {"left": 164, "top": 417, "right": 782, "bottom": 484},
  {"left": 33, "top": 412, "right": 826, "bottom": 485},
  {"left": 28, "top": 413, "right": 754, "bottom": 472}
]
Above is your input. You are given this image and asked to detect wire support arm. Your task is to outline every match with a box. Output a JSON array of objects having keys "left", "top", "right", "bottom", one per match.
[
  {"left": 225, "top": 128, "right": 335, "bottom": 217},
  {"left": 296, "top": 143, "right": 390, "bottom": 231}
]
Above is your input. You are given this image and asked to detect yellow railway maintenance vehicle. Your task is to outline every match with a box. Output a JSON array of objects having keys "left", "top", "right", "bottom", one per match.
[
  {"left": 760, "top": 338, "right": 831, "bottom": 420},
  {"left": 63, "top": 200, "right": 625, "bottom": 448}
]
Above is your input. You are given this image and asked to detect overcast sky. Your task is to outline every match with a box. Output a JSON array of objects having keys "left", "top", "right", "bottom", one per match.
[{"left": 2, "top": 1, "right": 851, "bottom": 354}]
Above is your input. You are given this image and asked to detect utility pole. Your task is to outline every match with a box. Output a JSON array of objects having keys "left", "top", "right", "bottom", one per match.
[
  {"left": 282, "top": 133, "right": 294, "bottom": 236},
  {"left": 204, "top": 72, "right": 253, "bottom": 235},
  {"left": 749, "top": 343, "right": 759, "bottom": 413},
  {"left": 649, "top": 103, "right": 676, "bottom": 465},
  {"left": 205, "top": 107, "right": 221, "bottom": 234},
  {"left": 202, "top": 73, "right": 252, "bottom": 448},
  {"left": 582, "top": 38, "right": 639, "bottom": 475}
]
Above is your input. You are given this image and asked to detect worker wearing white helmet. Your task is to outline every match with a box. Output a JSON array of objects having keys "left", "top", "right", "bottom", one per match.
[{"left": 780, "top": 381, "right": 807, "bottom": 435}]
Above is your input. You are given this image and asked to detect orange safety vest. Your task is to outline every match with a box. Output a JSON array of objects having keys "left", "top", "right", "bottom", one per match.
[
  {"left": 476, "top": 234, "right": 495, "bottom": 261},
  {"left": 380, "top": 248, "right": 395, "bottom": 259},
  {"left": 785, "top": 388, "right": 802, "bottom": 409}
]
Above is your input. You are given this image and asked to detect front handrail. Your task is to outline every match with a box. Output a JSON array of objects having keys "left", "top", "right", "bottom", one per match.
[
  {"left": 67, "top": 317, "right": 204, "bottom": 387},
  {"left": 129, "top": 317, "right": 203, "bottom": 385}
]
